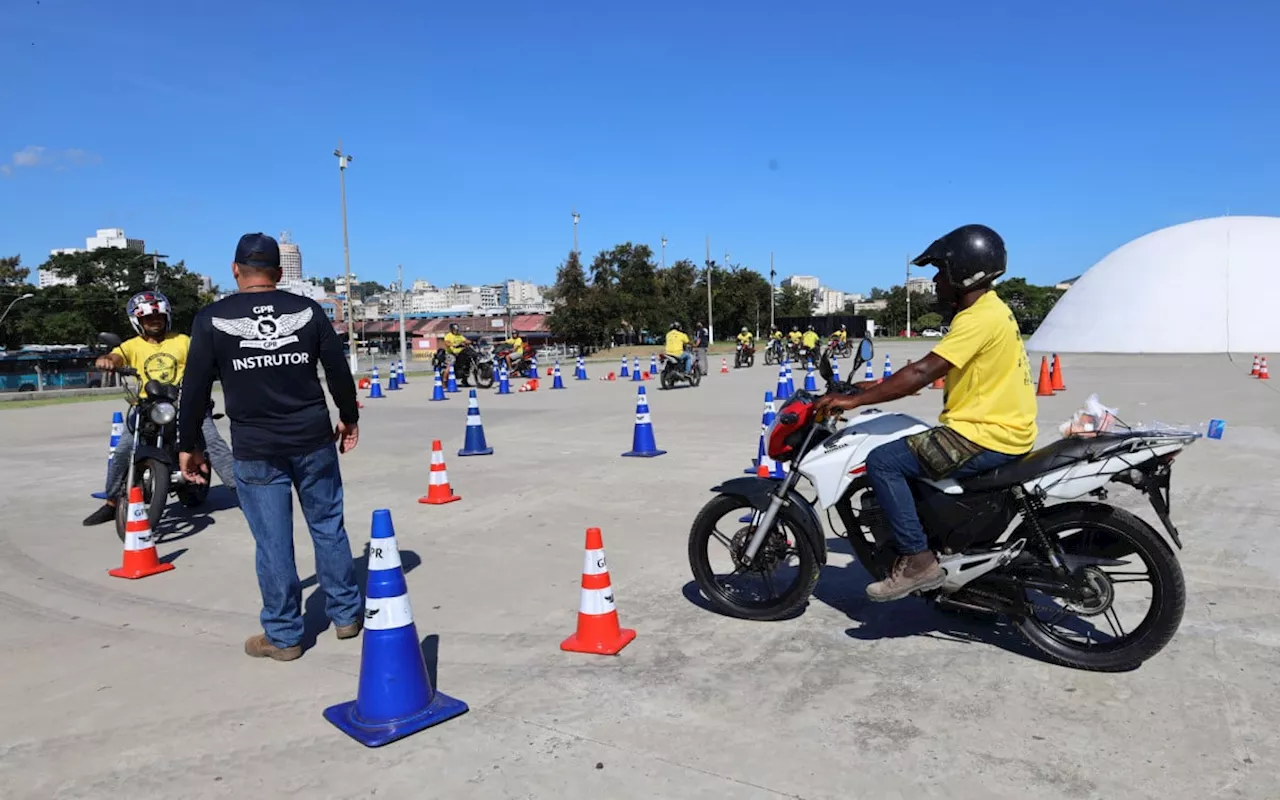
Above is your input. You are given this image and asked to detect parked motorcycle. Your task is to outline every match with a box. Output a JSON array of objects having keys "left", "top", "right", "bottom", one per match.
[
  {"left": 659, "top": 351, "right": 702, "bottom": 389},
  {"left": 735, "top": 342, "right": 755, "bottom": 369},
  {"left": 96, "top": 333, "right": 212, "bottom": 543},
  {"left": 688, "top": 337, "right": 1196, "bottom": 671}
]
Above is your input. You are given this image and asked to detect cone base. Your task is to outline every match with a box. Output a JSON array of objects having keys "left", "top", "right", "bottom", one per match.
[
  {"left": 323, "top": 689, "right": 469, "bottom": 748},
  {"left": 108, "top": 560, "right": 175, "bottom": 580},
  {"left": 430, "top": 396, "right": 449, "bottom": 401},
  {"left": 560, "top": 626, "right": 636, "bottom": 656},
  {"left": 418, "top": 493, "right": 461, "bottom": 505},
  {"left": 457, "top": 447, "right": 493, "bottom": 457},
  {"left": 621, "top": 449, "right": 667, "bottom": 458}
]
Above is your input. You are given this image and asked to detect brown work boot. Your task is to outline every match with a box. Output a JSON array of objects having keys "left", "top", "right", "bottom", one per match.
[
  {"left": 866, "top": 551, "right": 946, "bottom": 602},
  {"left": 244, "top": 633, "right": 302, "bottom": 661},
  {"left": 334, "top": 619, "right": 363, "bottom": 640}
]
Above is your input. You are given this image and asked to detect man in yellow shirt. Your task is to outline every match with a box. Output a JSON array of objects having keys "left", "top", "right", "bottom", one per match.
[
  {"left": 801, "top": 325, "right": 820, "bottom": 351},
  {"left": 664, "top": 321, "right": 692, "bottom": 373},
  {"left": 736, "top": 327, "right": 753, "bottom": 347},
  {"left": 787, "top": 325, "right": 802, "bottom": 345},
  {"left": 815, "top": 225, "right": 1036, "bottom": 601},
  {"left": 504, "top": 333, "right": 524, "bottom": 372},
  {"left": 833, "top": 324, "right": 848, "bottom": 344},
  {"left": 441, "top": 323, "right": 473, "bottom": 386},
  {"left": 83, "top": 290, "right": 236, "bottom": 526}
]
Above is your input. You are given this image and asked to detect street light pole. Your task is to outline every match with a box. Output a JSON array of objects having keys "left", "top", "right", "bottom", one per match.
[
  {"left": 335, "top": 140, "right": 358, "bottom": 373},
  {"left": 904, "top": 254, "right": 912, "bottom": 339},
  {"left": 661, "top": 236, "right": 667, "bottom": 270},
  {"left": 769, "top": 252, "right": 776, "bottom": 329},
  {"left": 0, "top": 292, "right": 34, "bottom": 328},
  {"left": 397, "top": 263, "right": 407, "bottom": 368},
  {"left": 704, "top": 235, "right": 714, "bottom": 343},
  {"left": 572, "top": 210, "right": 580, "bottom": 254}
]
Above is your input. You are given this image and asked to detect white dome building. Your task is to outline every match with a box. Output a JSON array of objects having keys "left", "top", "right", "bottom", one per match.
[{"left": 1027, "top": 216, "right": 1280, "bottom": 354}]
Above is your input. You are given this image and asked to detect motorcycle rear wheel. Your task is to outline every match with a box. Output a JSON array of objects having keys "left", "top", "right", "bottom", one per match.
[
  {"left": 115, "top": 458, "right": 170, "bottom": 543},
  {"left": 688, "top": 494, "right": 821, "bottom": 621},
  {"left": 1013, "top": 504, "right": 1185, "bottom": 672}
]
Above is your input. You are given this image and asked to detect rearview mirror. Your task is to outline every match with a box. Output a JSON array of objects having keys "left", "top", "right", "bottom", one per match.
[
  {"left": 854, "top": 337, "right": 873, "bottom": 369},
  {"left": 97, "top": 331, "right": 122, "bottom": 349},
  {"left": 819, "top": 354, "right": 834, "bottom": 383}
]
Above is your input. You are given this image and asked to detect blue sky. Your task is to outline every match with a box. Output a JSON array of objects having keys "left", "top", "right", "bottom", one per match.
[{"left": 2, "top": 0, "right": 1278, "bottom": 293}]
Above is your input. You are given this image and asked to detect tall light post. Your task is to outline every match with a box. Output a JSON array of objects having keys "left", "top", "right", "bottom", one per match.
[
  {"left": 769, "top": 252, "right": 776, "bottom": 329},
  {"left": 704, "top": 236, "right": 714, "bottom": 343},
  {"left": 397, "top": 264, "right": 408, "bottom": 368},
  {"left": 335, "top": 140, "right": 358, "bottom": 373},
  {"left": 572, "top": 210, "right": 580, "bottom": 254},
  {"left": 0, "top": 292, "right": 34, "bottom": 328},
  {"left": 660, "top": 236, "right": 667, "bottom": 270},
  {"left": 904, "top": 254, "right": 912, "bottom": 338}
]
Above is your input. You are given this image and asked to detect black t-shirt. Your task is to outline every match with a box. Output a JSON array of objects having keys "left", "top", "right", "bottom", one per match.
[
  {"left": 694, "top": 326, "right": 708, "bottom": 348},
  {"left": 178, "top": 290, "right": 359, "bottom": 460}
]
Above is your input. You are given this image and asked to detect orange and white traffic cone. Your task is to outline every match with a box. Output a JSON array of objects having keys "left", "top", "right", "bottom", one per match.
[
  {"left": 720, "top": 358, "right": 729, "bottom": 374},
  {"left": 560, "top": 527, "right": 636, "bottom": 655},
  {"left": 1258, "top": 357, "right": 1270, "bottom": 380},
  {"left": 1051, "top": 354, "right": 1066, "bottom": 391},
  {"left": 418, "top": 440, "right": 461, "bottom": 505},
  {"left": 1250, "top": 355, "right": 1261, "bottom": 377},
  {"left": 108, "top": 486, "right": 175, "bottom": 579},
  {"left": 1036, "top": 356, "right": 1055, "bottom": 396}
]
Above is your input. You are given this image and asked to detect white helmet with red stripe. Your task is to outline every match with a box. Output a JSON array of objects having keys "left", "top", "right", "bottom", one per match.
[{"left": 126, "top": 290, "right": 172, "bottom": 336}]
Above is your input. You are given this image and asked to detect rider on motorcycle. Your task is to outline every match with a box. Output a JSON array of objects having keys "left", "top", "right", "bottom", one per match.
[
  {"left": 813, "top": 224, "right": 1037, "bottom": 602},
  {"left": 833, "top": 324, "right": 848, "bottom": 345},
  {"left": 665, "top": 321, "right": 693, "bottom": 373},
  {"left": 801, "top": 325, "right": 820, "bottom": 351},
  {"left": 787, "top": 325, "right": 802, "bottom": 345},
  {"left": 736, "top": 327, "right": 753, "bottom": 348},
  {"left": 504, "top": 332, "right": 524, "bottom": 372},
  {"left": 442, "top": 323, "right": 471, "bottom": 386},
  {"left": 82, "top": 290, "right": 236, "bottom": 526}
]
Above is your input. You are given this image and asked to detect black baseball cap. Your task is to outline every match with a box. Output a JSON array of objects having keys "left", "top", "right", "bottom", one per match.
[{"left": 234, "top": 232, "right": 280, "bottom": 269}]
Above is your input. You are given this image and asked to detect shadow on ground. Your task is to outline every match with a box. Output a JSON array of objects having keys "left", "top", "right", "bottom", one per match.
[{"left": 299, "top": 544, "right": 422, "bottom": 650}]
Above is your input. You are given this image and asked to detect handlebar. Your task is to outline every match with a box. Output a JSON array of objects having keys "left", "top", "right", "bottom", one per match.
[{"left": 116, "top": 366, "right": 139, "bottom": 377}]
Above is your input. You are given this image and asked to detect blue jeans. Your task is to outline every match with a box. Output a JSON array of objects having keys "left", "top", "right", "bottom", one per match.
[
  {"left": 104, "top": 413, "right": 235, "bottom": 496},
  {"left": 680, "top": 353, "right": 694, "bottom": 373},
  {"left": 234, "top": 442, "right": 363, "bottom": 648},
  {"left": 866, "top": 433, "right": 1020, "bottom": 556}
]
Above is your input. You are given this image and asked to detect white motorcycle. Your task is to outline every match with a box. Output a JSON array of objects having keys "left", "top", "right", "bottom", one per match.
[{"left": 688, "top": 338, "right": 1197, "bottom": 672}]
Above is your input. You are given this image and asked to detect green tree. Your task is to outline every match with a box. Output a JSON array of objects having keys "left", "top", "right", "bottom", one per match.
[
  {"left": 547, "top": 250, "right": 604, "bottom": 347},
  {"left": 0, "top": 255, "right": 30, "bottom": 286},
  {"left": 774, "top": 284, "right": 813, "bottom": 318},
  {"left": 321, "top": 277, "right": 336, "bottom": 293},
  {"left": 995, "top": 278, "right": 1063, "bottom": 334},
  {"left": 913, "top": 311, "right": 943, "bottom": 333},
  {"left": 356, "top": 280, "right": 386, "bottom": 297}
]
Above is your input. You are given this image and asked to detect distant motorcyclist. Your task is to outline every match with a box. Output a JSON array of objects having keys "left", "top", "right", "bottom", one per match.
[
  {"left": 665, "top": 321, "right": 693, "bottom": 373},
  {"left": 833, "top": 324, "right": 849, "bottom": 345},
  {"left": 788, "top": 325, "right": 802, "bottom": 345},
  {"left": 814, "top": 224, "right": 1037, "bottom": 602},
  {"left": 801, "top": 325, "right": 820, "bottom": 350},
  {"left": 503, "top": 332, "right": 524, "bottom": 372},
  {"left": 82, "top": 290, "right": 236, "bottom": 526},
  {"left": 442, "top": 323, "right": 471, "bottom": 386},
  {"left": 736, "top": 327, "right": 754, "bottom": 347}
]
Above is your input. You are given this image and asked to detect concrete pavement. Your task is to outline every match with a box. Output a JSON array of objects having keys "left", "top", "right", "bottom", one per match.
[{"left": 1, "top": 345, "right": 1277, "bottom": 799}]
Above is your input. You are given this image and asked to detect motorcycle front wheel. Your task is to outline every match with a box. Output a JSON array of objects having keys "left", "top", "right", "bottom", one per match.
[
  {"left": 474, "top": 363, "right": 495, "bottom": 389},
  {"left": 688, "top": 493, "right": 821, "bottom": 621},
  {"left": 764, "top": 349, "right": 776, "bottom": 366},
  {"left": 115, "top": 457, "right": 170, "bottom": 543}
]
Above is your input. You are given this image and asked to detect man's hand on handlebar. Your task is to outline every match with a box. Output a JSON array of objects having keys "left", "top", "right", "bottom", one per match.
[{"left": 95, "top": 354, "right": 123, "bottom": 371}]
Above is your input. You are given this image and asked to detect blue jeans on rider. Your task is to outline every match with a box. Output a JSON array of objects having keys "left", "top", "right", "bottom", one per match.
[
  {"left": 865, "top": 435, "right": 1018, "bottom": 556},
  {"left": 233, "top": 442, "right": 363, "bottom": 649},
  {"left": 680, "top": 352, "right": 693, "bottom": 373},
  {"left": 104, "top": 414, "right": 235, "bottom": 497}
]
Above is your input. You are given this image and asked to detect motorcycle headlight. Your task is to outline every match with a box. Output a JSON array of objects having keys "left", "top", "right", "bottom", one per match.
[{"left": 150, "top": 401, "right": 177, "bottom": 425}]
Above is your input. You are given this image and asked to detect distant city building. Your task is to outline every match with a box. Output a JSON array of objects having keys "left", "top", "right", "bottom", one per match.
[
  {"left": 277, "top": 280, "right": 326, "bottom": 301},
  {"left": 812, "top": 287, "right": 847, "bottom": 315},
  {"left": 278, "top": 231, "right": 302, "bottom": 282},
  {"left": 43, "top": 228, "right": 147, "bottom": 288},
  {"left": 906, "top": 276, "right": 936, "bottom": 295},
  {"left": 503, "top": 279, "right": 543, "bottom": 308},
  {"left": 196, "top": 274, "right": 214, "bottom": 294},
  {"left": 781, "top": 275, "right": 820, "bottom": 293},
  {"left": 334, "top": 273, "right": 359, "bottom": 296}
]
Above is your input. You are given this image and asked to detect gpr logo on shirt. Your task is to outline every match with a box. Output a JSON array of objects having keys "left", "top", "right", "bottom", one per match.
[{"left": 211, "top": 305, "right": 313, "bottom": 352}]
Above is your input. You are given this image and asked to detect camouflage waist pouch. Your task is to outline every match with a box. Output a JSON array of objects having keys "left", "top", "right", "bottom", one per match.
[{"left": 907, "top": 426, "right": 986, "bottom": 480}]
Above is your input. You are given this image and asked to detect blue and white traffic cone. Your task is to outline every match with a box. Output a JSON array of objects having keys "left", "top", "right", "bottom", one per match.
[
  {"left": 575, "top": 356, "right": 588, "bottom": 380},
  {"left": 387, "top": 365, "right": 400, "bottom": 391},
  {"left": 446, "top": 367, "right": 459, "bottom": 393},
  {"left": 882, "top": 354, "right": 892, "bottom": 380},
  {"left": 430, "top": 370, "right": 448, "bottom": 402},
  {"left": 804, "top": 362, "right": 817, "bottom": 392},
  {"left": 744, "top": 391, "right": 775, "bottom": 474},
  {"left": 649, "top": 354, "right": 658, "bottom": 378},
  {"left": 458, "top": 389, "right": 493, "bottom": 456},
  {"left": 552, "top": 361, "right": 566, "bottom": 390},
  {"left": 631, "top": 356, "right": 642, "bottom": 382},
  {"left": 528, "top": 355, "right": 538, "bottom": 380},
  {"left": 865, "top": 360, "right": 876, "bottom": 381},
  {"left": 621, "top": 385, "right": 666, "bottom": 457},
  {"left": 786, "top": 363, "right": 795, "bottom": 395},
  {"left": 619, "top": 356, "right": 630, "bottom": 379},
  {"left": 323, "top": 509, "right": 469, "bottom": 748},
  {"left": 775, "top": 364, "right": 791, "bottom": 400},
  {"left": 496, "top": 364, "right": 511, "bottom": 395},
  {"left": 831, "top": 358, "right": 841, "bottom": 385},
  {"left": 368, "top": 367, "right": 385, "bottom": 399},
  {"left": 91, "top": 411, "right": 125, "bottom": 499},
  {"left": 397, "top": 360, "right": 408, "bottom": 385}
]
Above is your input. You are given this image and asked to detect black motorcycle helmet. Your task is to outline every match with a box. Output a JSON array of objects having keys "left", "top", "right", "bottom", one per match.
[
  {"left": 449, "top": 322, "right": 460, "bottom": 334},
  {"left": 911, "top": 224, "right": 1007, "bottom": 293}
]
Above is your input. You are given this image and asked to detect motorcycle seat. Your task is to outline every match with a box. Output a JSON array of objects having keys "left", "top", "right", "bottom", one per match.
[{"left": 958, "top": 432, "right": 1138, "bottom": 492}]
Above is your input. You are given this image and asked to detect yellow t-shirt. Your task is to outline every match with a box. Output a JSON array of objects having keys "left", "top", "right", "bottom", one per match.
[
  {"left": 443, "top": 332, "right": 467, "bottom": 354},
  {"left": 665, "top": 329, "right": 689, "bottom": 357},
  {"left": 737, "top": 332, "right": 753, "bottom": 345},
  {"left": 505, "top": 336, "right": 523, "bottom": 355},
  {"left": 834, "top": 330, "right": 848, "bottom": 342},
  {"left": 771, "top": 331, "right": 783, "bottom": 341},
  {"left": 802, "top": 331, "right": 819, "bottom": 349},
  {"left": 113, "top": 333, "right": 189, "bottom": 399},
  {"left": 932, "top": 292, "right": 1037, "bottom": 455},
  {"left": 788, "top": 331, "right": 802, "bottom": 344}
]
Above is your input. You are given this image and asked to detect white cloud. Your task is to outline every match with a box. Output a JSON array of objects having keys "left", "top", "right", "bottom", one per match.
[{"left": 0, "top": 145, "right": 101, "bottom": 177}]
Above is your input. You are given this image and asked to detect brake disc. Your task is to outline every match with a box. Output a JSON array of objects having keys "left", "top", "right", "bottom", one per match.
[{"left": 1063, "top": 566, "right": 1115, "bottom": 617}]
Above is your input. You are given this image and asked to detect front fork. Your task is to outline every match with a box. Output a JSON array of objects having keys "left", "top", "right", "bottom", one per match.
[{"left": 742, "top": 468, "right": 803, "bottom": 562}]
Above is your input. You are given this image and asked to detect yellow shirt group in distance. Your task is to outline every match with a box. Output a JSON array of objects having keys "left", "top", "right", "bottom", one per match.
[
  {"left": 113, "top": 333, "right": 190, "bottom": 398},
  {"left": 665, "top": 329, "right": 689, "bottom": 357},
  {"left": 736, "top": 332, "right": 753, "bottom": 346},
  {"left": 931, "top": 291, "right": 1038, "bottom": 455},
  {"left": 801, "top": 330, "right": 819, "bottom": 349}
]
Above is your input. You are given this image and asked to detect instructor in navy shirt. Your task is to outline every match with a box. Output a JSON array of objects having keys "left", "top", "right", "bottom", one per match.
[{"left": 178, "top": 232, "right": 363, "bottom": 662}]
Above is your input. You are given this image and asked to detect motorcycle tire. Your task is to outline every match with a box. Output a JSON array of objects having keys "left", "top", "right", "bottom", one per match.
[
  {"left": 660, "top": 370, "right": 675, "bottom": 390},
  {"left": 691, "top": 366, "right": 702, "bottom": 387},
  {"left": 764, "top": 349, "right": 776, "bottom": 366},
  {"left": 474, "top": 363, "right": 495, "bottom": 389},
  {"left": 1012, "top": 503, "right": 1185, "bottom": 672},
  {"left": 747, "top": 354, "right": 755, "bottom": 368},
  {"left": 688, "top": 493, "right": 821, "bottom": 621},
  {"left": 115, "top": 457, "right": 171, "bottom": 543}
]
